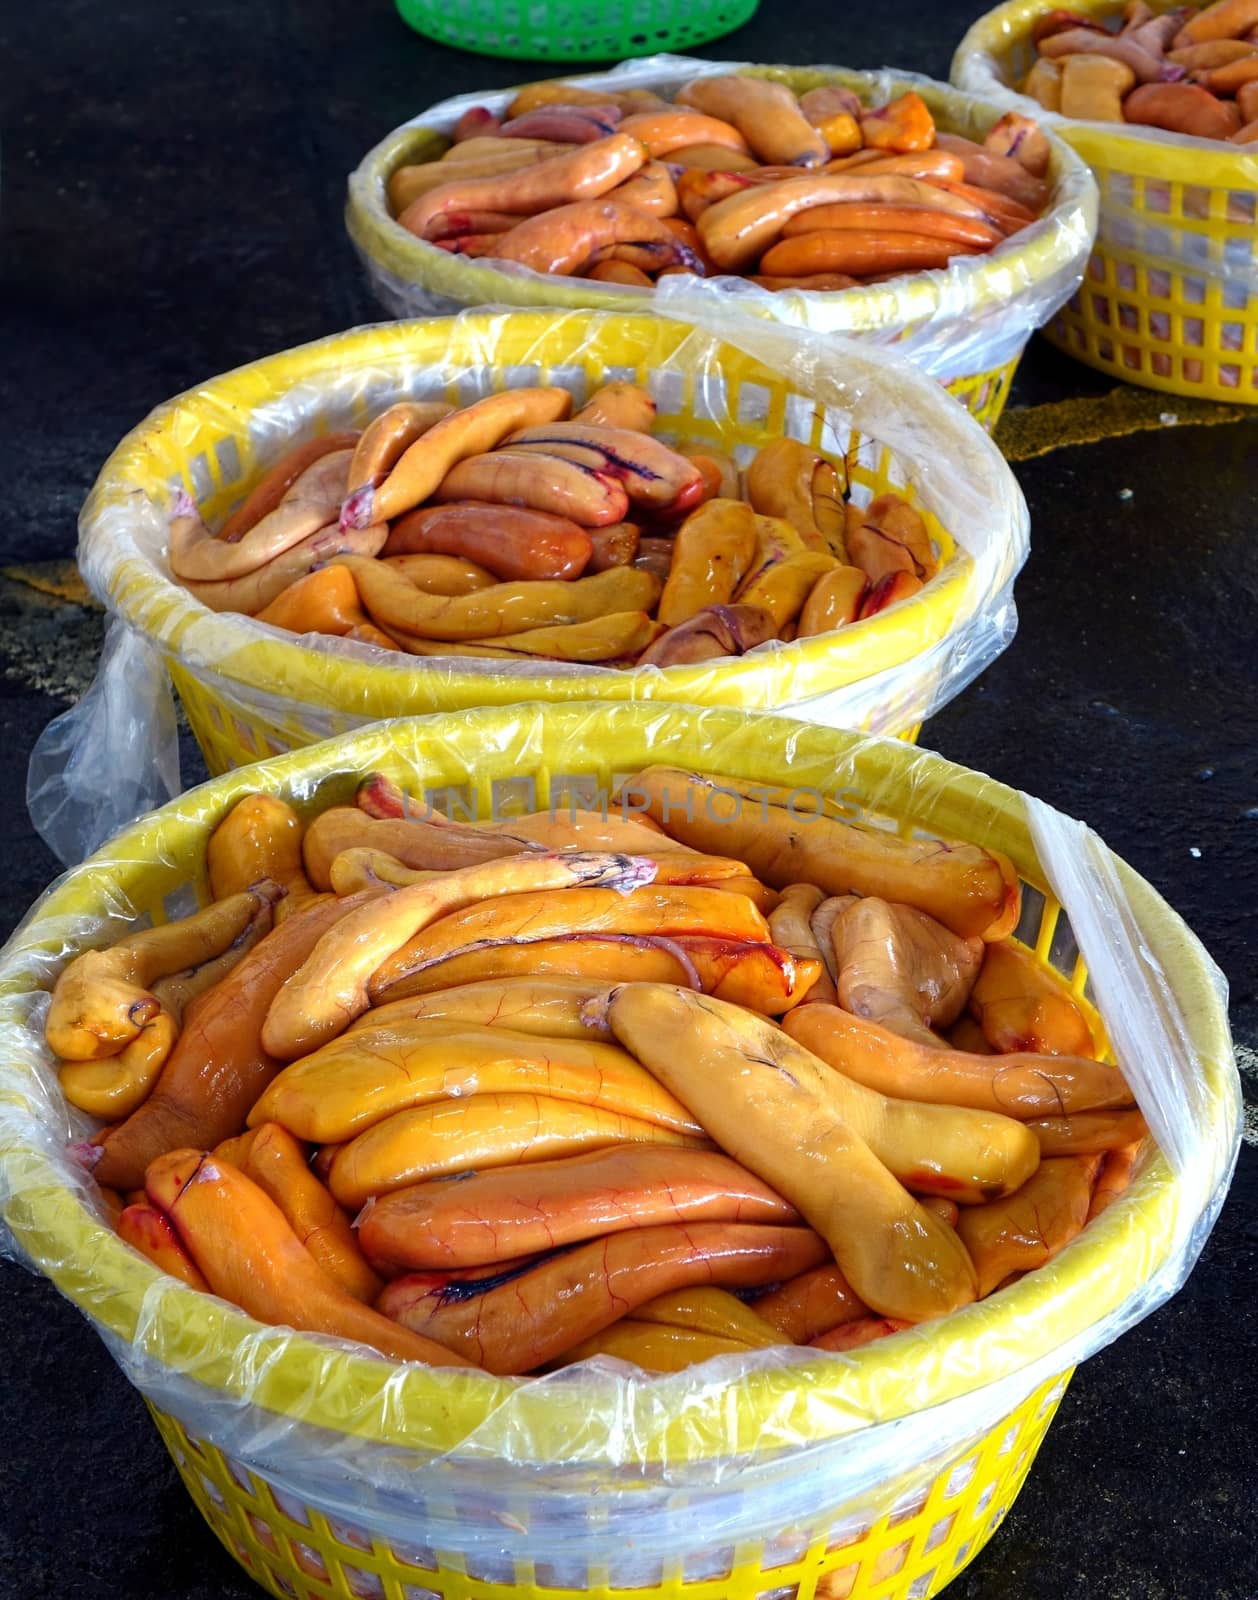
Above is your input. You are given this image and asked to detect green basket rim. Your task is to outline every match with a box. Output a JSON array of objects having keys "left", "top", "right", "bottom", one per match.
[{"left": 392, "top": 0, "right": 762, "bottom": 61}]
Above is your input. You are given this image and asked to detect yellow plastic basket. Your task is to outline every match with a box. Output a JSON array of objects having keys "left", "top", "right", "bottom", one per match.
[
  {"left": 75, "top": 310, "right": 1028, "bottom": 781},
  {"left": 0, "top": 704, "right": 1238, "bottom": 1600},
  {"left": 953, "top": 0, "right": 1258, "bottom": 402},
  {"left": 345, "top": 60, "right": 1100, "bottom": 434}
]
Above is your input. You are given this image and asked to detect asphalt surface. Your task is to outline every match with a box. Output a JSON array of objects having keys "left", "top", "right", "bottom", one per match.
[{"left": 1, "top": 2, "right": 1255, "bottom": 1598}]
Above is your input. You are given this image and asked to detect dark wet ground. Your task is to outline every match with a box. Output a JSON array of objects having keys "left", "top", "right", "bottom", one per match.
[{"left": 1, "top": 2, "right": 1255, "bottom": 1597}]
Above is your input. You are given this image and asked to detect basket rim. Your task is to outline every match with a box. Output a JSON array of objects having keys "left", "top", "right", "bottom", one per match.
[
  {"left": 81, "top": 308, "right": 1019, "bottom": 721},
  {"left": 344, "top": 57, "right": 1098, "bottom": 341},
  {"left": 952, "top": 0, "right": 1258, "bottom": 173},
  {"left": 0, "top": 703, "right": 1236, "bottom": 1468},
  {"left": 393, "top": 0, "right": 763, "bottom": 56}
]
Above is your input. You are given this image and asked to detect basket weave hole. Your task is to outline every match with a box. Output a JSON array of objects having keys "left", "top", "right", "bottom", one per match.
[
  {"left": 427, "top": 780, "right": 476, "bottom": 823},
  {"left": 907, "top": 1572, "right": 937, "bottom": 1598},
  {"left": 1117, "top": 303, "right": 1139, "bottom": 334},
  {"left": 1225, "top": 190, "right": 1256, "bottom": 225},
  {"left": 497, "top": 364, "right": 546, "bottom": 396},
  {"left": 246, "top": 1512, "right": 278, "bottom": 1552},
  {"left": 532, "top": 1559, "right": 590, "bottom": 1589},
  {"left": 1122, "top": 345, "right": 1143, "bottom": 371},
  {"left": 682, "top": 1543, "right": 737, "bottom": 1580},
  {"left": 295, "top": 1540, "right": 334, "bottom": 1586},
  {"left": 449, "top": 372, "right": 488, "bottom": 408},
  {"left": 214, "top": 435, "right": 243, "bottom": 493},
  {"left": 1182, "top": 186, "right": 1213, "bottom": 222},
  {"left": 327, "top": 1517, "right": 374, "bottom": 1553},
  {"left": 1089, "top": 293, "right": 1111, "bottom": 326},
  {"left": 178, "top": 1427, "right": 206, "bottom": 1461},
  {"left": 942, "top": 1452, "right": 979, "bottom": 1500},
  {"left": 1222, "top": 324, "right": 1246, "bottom": 353},
  {"left": 613, "top": 1555, "right": 666, "bottom": 1587},
  {"left": 271, "top": 1488, "right": 312, "bottom": 1527},
  {"left": 736, "top": 383, "right": 774, "bottom": 428},
  {"left": 1109, "top": 172, "right": 1137, "bottom": 209},
  {"left": 1219, "top": 364, "right": 1242, "bottom": 388},
  {"left": 1221, "top": 230, "right": 1253, "bottom": 275},
  {"left": 548, "top": 771, "right": 605, "bottom": 816},
  {"left": 463, "top": 1550, "right": 518, "bottom": 1584},
  {"left": 779, "top": 391, "right": 817, "bottom": 447},
  {"left": 391, "top": 1542, "right": 438, "bottom": 1574},
  {"left": 887, "top": 1495, "right": 926, "bottom": 1530},
  {"left": 763, "top": 1527, "right": 813, "bottom": 1568},
  {"left": 1143, "top": 180, "right": 1170, "bottom": 216},
  {"left": 227, "top": 1457, "right": 257, "bottom": 1495},
  {"left": 873, "top": 1540, "right": 910, "bottom": 1580},
  {"left": 401, "top": 1589, "right": 440, "bottom": 1600},
  {"left": 341, "top": 1565, "right": 384, "bottom": 1599},
  {"left": 922, "top": 1511, "right": 956, "bottom": 1555},
  {"left": 199, "top": 1470, "right": 227, "bottom": 1510},
  {"left": 815, "top": 1561, "right": 859, "bottom": 1599},
  {"left": 545, "top": 364, "right": 590, "bottom": 404},
  {"left": 651, "top": 368, "right": 687, "bottom": 420},
  {"left": 490, "top": 775, "right": 539, "bottom": 818},
  {"left": 824, "top": 1517, "right": 870, "bottom": 1555},
  {"left": 187, "top": 452, "right": 214, "bottom": 502}
]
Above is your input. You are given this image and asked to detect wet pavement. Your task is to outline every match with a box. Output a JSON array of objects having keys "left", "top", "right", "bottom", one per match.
[{"left": 1, "top": 2, "right": 1255, "bottom": 1597}]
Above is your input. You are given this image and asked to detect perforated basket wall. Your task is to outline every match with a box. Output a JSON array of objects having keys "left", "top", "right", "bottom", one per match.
[
  {"left": 392, "top": 0, "right": 760, "bottom": 62},
  {"left": 953, "top": 0, "right": 1258, "bottom": 402},
  {"left": 150, "top": 1373, "right": 1072, "bottom": 1600}
]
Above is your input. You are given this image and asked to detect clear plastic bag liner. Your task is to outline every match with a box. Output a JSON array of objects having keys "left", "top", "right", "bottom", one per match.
[
  {"left": 1025, "top": 797, "right": 1240, "bottom": 1235},
  {"left": 0, "top": 704, "right": 1240, "bottom": 1566},
  {"left": 28, "top": 619, "right": 183, "bottom": 866},
  {"left": 951, "top": 13, "right": 1258, "bottom": 294},
  {"left": 346, "top": 54, "right": 1099, "bottom": 385},
  {"left": 34, "top": 309, "right": 1030, "bottom": 864}
]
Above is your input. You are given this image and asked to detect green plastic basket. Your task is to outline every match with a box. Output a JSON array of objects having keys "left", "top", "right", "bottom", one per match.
[{"left": 392, "top": 0, "right": 759, "bottom": 61}]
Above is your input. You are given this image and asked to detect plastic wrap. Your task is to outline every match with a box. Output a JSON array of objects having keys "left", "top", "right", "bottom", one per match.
[
  {"left": 952, "top": 1, "right": 1258, "bottom": 397},
  {"left": 27, "top": 308, "right": 1030, "bottom": 866},
  {"left": 345, "top": 55, "right": 1099, "bottom": 393},
  {"left": 0, "top": 704, "right": 1241, "bottom": 1590}
]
